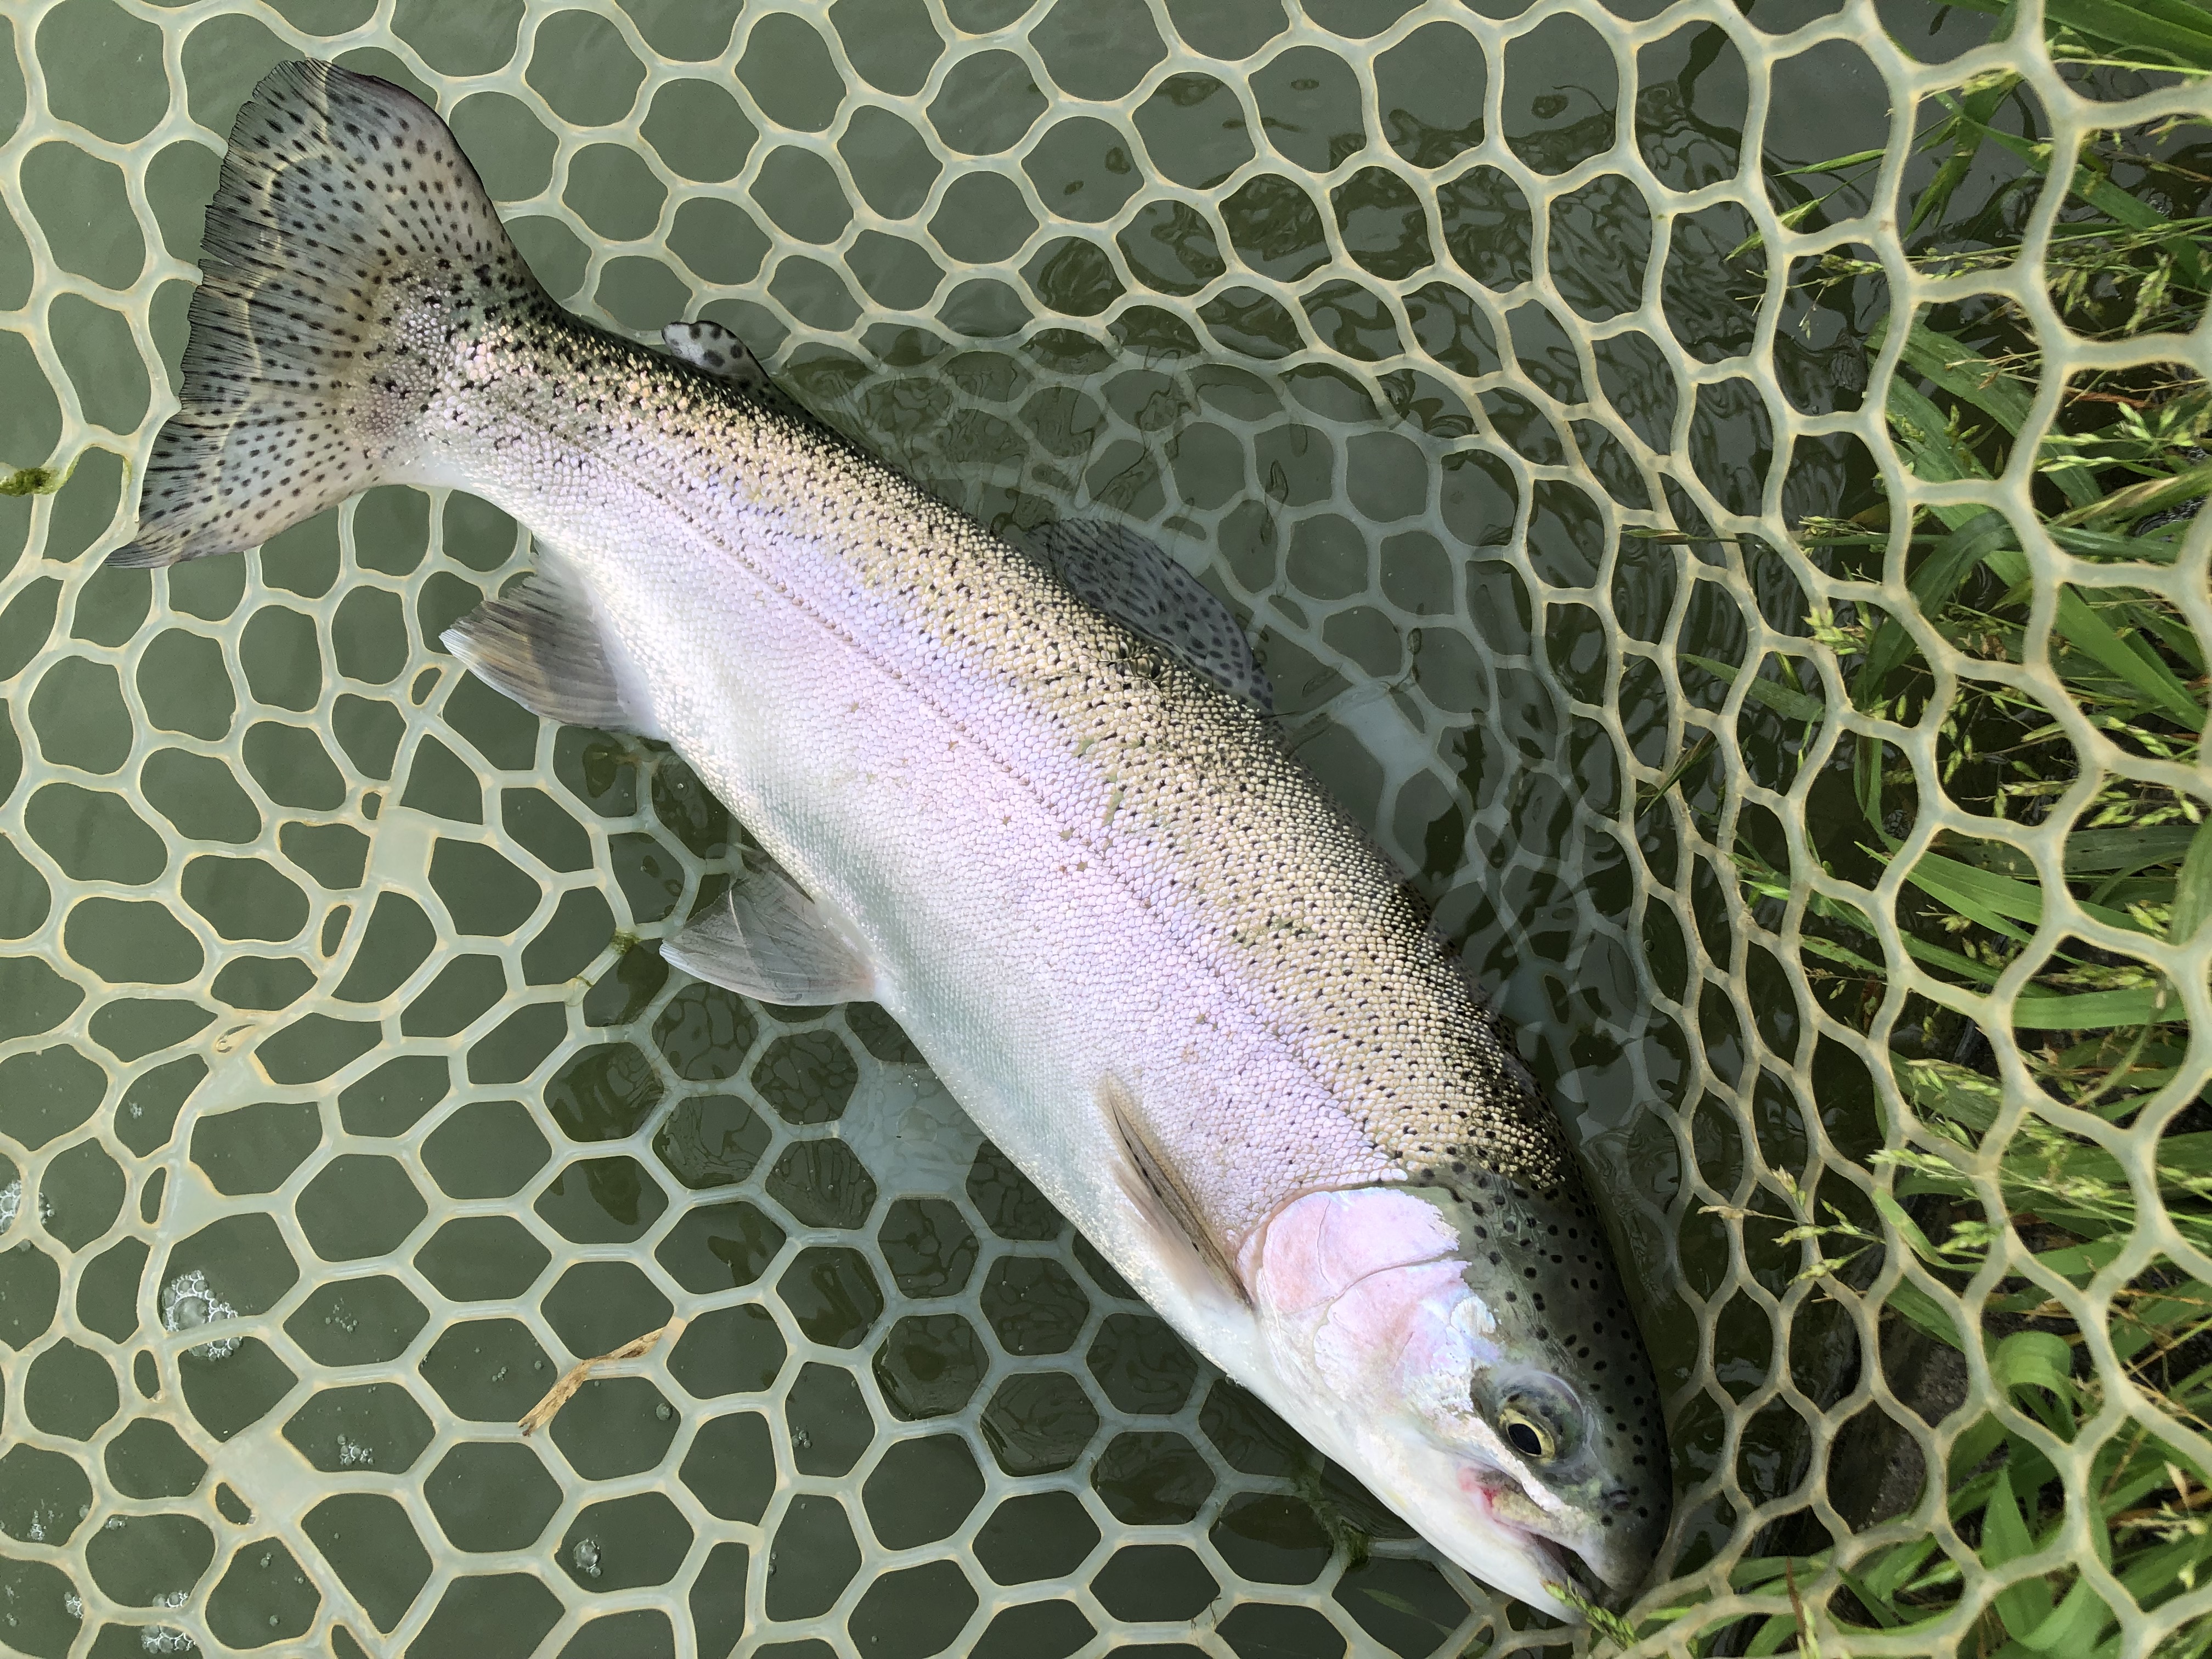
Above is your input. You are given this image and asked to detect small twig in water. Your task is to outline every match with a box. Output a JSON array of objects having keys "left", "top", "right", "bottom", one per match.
[{"left": 520, "top": 1319, "right": 684, "bottom": 1436}]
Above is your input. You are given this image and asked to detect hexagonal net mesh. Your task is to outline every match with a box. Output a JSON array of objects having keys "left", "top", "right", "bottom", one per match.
[{"left": 3, "top": 0, "right": 2209, "bottom": 1655}]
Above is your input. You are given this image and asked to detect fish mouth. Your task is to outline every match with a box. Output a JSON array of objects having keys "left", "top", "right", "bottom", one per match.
[
  {"left": 1538, "top": 1539, "right": 1622, "bottom": 1612},
  {"left": 1470, "top": 1472, "right": 1627, "bottom": 1613}
]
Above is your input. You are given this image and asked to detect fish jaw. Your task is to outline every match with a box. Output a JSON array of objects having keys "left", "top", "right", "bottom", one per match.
[
  {"left": 1240, "top": 1186, "right": 1634, "bottom": 1620},
  {"left": 1353, "top": 1421, "right": 1585, "bottom": 1620}
]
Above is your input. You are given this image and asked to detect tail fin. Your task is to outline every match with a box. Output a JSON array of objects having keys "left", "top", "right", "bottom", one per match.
[{"left": 112, "top": 61, "right": 534, "bottom": 568}]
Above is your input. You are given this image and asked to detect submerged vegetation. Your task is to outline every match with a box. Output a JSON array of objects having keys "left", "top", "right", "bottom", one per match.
[{"left": 1621, "top": 3, "right": 2212, "bottom": 1654}]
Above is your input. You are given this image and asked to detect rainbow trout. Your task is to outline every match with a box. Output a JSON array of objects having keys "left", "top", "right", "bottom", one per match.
[{"left": 118, "top": 61, "right": 1669, "bottom": 1615}]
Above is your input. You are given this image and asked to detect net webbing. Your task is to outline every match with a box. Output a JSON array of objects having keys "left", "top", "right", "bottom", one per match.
[{"left": 1, "top": 1, "right": 2208, "bottom": 1655}]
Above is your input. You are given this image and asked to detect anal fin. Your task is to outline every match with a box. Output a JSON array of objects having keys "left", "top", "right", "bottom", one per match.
[
  {"left": 663, "top": 860, "right": 875, "bottom": 1007},
  {"left": 442, "top": 567, "right": 653, "bottom": 735},
  {"left": 1024, "top": 521, "right": 1274, "bottom": 713},
  {"left": 1098, "top": 1075, "right": 1250, "bottom": 1308}
]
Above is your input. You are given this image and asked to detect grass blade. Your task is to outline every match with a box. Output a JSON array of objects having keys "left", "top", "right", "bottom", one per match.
[
  {"left": 1993, "top": 1329, "right": 2078, "bottom": 1401},
  {"left": 1884, "top": 376, "right": 1999, "bottom": 500},
  {"left": 1774, "top": 146, "right": 1887, "bottom": 177},
  {"left": 1888, "top": 1279, "right": 1966, "bottom": 1347},
  {"left": 2063, "top": 823, "right": 2200, "bottom": 876},
  {"left": 1889, "top": 318, "right": 2037, "bottom": 437},
  {"left": 2050, "top": 460, "right": 2212, "bottom": 532},
  {"left": 1909, "top": 848, "right": 2155, "bottom": 936},
  {"left": 1852, "top": 511, "right": 2017, "bottom": 709},
  {"left": 1904, "top": 850, "right": 2042, "bottom": 940},
  {"left": 2170, "top": 816, "right": 2212, "bottom": 943},
  {"left": 2051, "top": 585, "right": 2205, "bottom": 728},
  {"left": 1984, "top": 1468, "right": 2055, "bottom": 1639},
  {"left": 2049, "top": 522, "right": 2188, "bottom": 562},
  {"left": 2053, "top": 0, "right": 2212, "bottom": 71},
  {"left": 1898, "top": 930, "right": 2004, "bottom": 984},
  {"left": 1680, "top": 653, "right": 1827, "bottom": 721},
  {"left": 1900, "top": 1056, "right": 2006, "bottom": 1131},
  {"left": 2011, "top": 983, "right": 2176, "bottom": 1028}
]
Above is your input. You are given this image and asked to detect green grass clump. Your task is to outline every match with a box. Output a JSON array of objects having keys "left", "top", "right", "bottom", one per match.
[{"left": 1610, "top": 2, "right": 2211, "bottom": 1653}]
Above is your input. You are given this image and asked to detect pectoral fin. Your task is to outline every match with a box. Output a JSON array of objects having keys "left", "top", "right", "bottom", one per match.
[
  {"left": 663, "top": 319, "right": 770, "bottom": 392},
  {"left": 1024, "top": 521, "right": 1273, "bottom": 713},
  {"left": 663, "top": 860, "right": 875, "bottom": 1006},
  {"left": 1098, "top": 1075, "right": 1250, "bottom": 1308},
  {"left": 442, "top": 566, "right": 657, "bottom": 736}
]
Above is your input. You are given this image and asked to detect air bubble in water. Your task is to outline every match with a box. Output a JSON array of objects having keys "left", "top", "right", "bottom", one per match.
[
  {"left": 162, "top": 1269, "right": 240, "bottom": 1359},
  {"left": 571, "top": 1537, "right": 602, "bottom": 1578},
  {"left": 0, "top": 1181, "right": 50, "bottom": 1235}
]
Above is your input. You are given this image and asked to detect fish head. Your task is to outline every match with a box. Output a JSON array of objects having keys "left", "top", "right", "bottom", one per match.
[{"left": 1242, "top": 1181, "right": 1669, "bottom": 1619}]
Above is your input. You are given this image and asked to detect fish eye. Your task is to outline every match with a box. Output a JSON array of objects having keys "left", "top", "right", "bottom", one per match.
[{"left": 1499, "top": 1406, "right": 1555, "bottom": 1462}]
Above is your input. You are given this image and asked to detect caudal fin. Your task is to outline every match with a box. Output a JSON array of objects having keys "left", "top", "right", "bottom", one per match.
[{"left": 112, "top": 61, "right": 533, "bottom": 568}]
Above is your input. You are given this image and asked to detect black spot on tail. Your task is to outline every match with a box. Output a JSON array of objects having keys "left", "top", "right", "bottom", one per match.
[{"left": 115, "top": 60, "right": 536, "bottom": 568}]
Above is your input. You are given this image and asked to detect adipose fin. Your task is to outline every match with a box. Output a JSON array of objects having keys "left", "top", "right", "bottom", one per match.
[{"left": 662, "top": 320, "right": 770, "bottom": 392}]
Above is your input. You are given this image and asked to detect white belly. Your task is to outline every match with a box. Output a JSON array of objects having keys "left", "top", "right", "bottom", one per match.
[{"left": 520, "top": 489, "right": 1318, "bottom": 1381}]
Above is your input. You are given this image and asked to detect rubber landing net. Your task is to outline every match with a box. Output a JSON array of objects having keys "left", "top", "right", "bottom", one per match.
[{"left": 1, "top": 1, "right": 2207, "bottom": 1656}]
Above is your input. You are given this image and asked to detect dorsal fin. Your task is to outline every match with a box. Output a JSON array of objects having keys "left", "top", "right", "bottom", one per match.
[
  {"left": 1023, "top": 521, "right": 1273, "bottom": 713},
  {"left": 663, "top": 860, "right": 875, "bottom": 1007}
]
